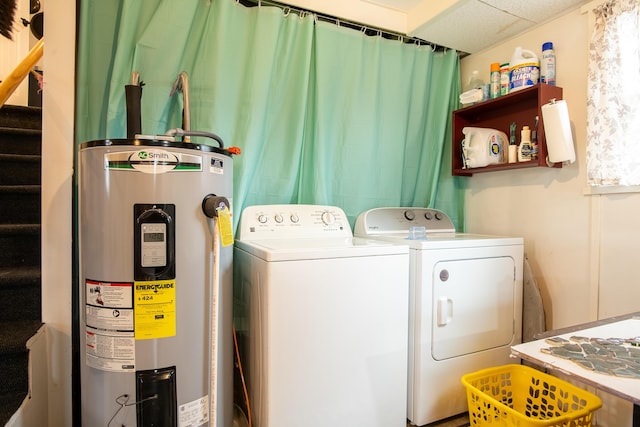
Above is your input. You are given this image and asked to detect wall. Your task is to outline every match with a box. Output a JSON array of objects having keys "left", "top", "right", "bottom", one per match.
[
  {"left": 41, "top": 0, "right": 75, "bottom": 425},
  {"left": 460, "top": 8, "right": 593, "bottom": 330},
  {"left": 460, "top": 6, "right": 640, "bottom": 426},
  {"left": 38, "top": 1, "right": 640, "bottom": 426},
  {"left": 0, "top": 0, "right": 31, "bottom": 105},
  {"left": 461, "top": 6, "right": 640, "bottom": 328}
]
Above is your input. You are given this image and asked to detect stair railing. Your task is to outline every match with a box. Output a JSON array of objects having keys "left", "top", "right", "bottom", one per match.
[{"left": 0, "top": 38, "right": 44, "bottom": 107}]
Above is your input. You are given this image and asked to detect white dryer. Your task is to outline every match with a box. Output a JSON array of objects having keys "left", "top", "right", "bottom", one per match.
[
  {"left": 354, "top": 207, "right": 523, "bottom": 426},
  {"left": 234, "top": 204, "right": 410, "bottom": 427}
]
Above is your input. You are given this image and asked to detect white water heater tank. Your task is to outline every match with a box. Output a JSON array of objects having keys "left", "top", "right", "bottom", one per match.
[{"left": 78, "top": 138, "right": 234, "bottom": 426}]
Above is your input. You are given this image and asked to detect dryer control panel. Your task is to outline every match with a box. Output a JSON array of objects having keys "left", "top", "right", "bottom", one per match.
[
  {"left": 354, "top": 207, "right": 455, "bottom": 236},
  {"left": 237, "top": 204, "right": 352, "bottom": 240}
]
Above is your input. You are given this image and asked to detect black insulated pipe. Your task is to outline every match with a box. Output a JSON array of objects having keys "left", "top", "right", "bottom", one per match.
[{"left": 125, "top": 84, "right": 142, "bottom": 138}]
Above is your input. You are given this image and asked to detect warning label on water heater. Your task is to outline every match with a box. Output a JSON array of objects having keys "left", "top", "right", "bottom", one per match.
[
  {"left": 134, "top": 280, "right": 177, "bottom": 340},
  {"left": 84, "top": 279, "right": 135, "bottom": 372}
]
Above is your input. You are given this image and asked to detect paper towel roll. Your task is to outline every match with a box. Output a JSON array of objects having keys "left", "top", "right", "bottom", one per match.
[{"left": 541, "top": 99, "right": 575, "bottom": 164}]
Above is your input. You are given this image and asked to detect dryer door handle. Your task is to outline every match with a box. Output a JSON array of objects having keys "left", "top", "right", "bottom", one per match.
[{"left": 437, "top": 297, "right": 453, "bottom": 326}]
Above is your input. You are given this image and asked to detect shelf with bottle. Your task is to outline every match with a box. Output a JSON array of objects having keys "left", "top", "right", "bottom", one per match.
[{"left": 452, "top": 83, "right": 563, "bottom": 176}]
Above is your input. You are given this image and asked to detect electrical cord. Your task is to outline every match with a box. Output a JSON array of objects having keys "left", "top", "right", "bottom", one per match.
[
  {"left": 107, "top": 393, "right": 158, "bottom": 427},
  {"left": 233, "top": 326, "right": 252, "bottom": 427}
]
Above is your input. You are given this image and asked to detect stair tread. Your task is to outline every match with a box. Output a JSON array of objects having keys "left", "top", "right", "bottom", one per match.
[
  {"left": 0, "top": 153, "right": 41, "bottom": 162},
  {"left": 0, "top": 224, "right": 41, "bottom": 234},
  {"left": 0, "top": 105, "right": 42, "bottom": 131},
  {"left": 0, "top": 105, "right": 42, "bottom": 115},
  {"left": 0, "top": 266, "right": 41, "bottom": 283},
  {"left": 0, "top": 126, "right": 41, "bottom": 135},
  {"left": 0, "top": 185, "right": 40, "bottom": 193},
  {"left": 0, "top": 320, "right": 42, "bottom": 354}
]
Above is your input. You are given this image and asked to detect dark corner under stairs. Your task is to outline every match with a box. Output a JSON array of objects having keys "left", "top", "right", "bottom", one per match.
[{"left": 0, "top": 105, "right": 43, "bottom": 425}]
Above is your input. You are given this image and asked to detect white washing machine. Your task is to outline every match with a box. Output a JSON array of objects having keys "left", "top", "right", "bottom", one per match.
[
  {"left": 234, "top": 204, "right": 410, "bottom": 427},
  {"left": 354, "top": 207, "right": 523, "bottom": 426}
]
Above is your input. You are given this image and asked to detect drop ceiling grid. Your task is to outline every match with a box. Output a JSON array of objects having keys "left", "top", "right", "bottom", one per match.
[
  {"left": 283, "top": 0, "right": 594, "bottom": 53},
  {"left": 484, "top": 0, "right": 591, "bottom": 22},
  {"left": 409, "top": 0, "right": 533, "bottom": 54}
]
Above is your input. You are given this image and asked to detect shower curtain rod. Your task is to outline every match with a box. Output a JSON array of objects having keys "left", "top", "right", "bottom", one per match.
[{"left": 237, "top": 0, "right": 448, "bottom": 51}]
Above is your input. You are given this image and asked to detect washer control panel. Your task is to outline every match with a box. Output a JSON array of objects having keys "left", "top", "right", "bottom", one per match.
[
  {"left": 354, "top": 207, "right": 455, "bottom": 236},
  {"left": 237, "top": 204, "right": 352, "bottom": 240}
]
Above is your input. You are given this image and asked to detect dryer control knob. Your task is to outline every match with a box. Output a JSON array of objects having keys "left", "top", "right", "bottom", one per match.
[
  {"left": 321, "top": 211, "right": 336, "bottom": 225},
  {"left": 424, "top": 212, "right": 433, "bottom": 220},
  {"left": 290, "top": 214, "right": 299, "bottom": 223},
  {"left": 435, "top": 212, "right": 443, "bottom": 220},
  {"left": 274, "top": 214, "right": 284, "bottom": 223},
  {"left": 404, "top": 210, "right": 415, "bottom": 221},
  {"left": 258, "top": 214, "right": 268, "bottom": 224}
]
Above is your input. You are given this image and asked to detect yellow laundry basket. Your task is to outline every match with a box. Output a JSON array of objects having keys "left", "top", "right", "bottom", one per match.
[{"left": 461, "top": 364, "right": 602, "bottom": 427}]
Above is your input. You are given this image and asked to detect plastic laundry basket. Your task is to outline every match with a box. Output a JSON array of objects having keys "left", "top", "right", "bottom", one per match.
[{"left": 461, "top": 364, "right": 602, "bottom": 427}]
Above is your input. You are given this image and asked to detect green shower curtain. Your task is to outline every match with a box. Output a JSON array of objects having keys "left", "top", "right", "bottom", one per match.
[{"left": 76, "top": 0, "right": 465, "bottom": 229}]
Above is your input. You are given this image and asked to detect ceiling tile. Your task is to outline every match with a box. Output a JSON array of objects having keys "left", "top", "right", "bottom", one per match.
[
  {"left": 409, "top": 0, "right": 533, "bottom": 54},
  {"left": 360, "top": 0, "right": 422, "bottom": 12},
  {"left": 484, "top": 0, "right": 591, "bottom": 23},
  {"left": 279, "top": 0, "right": 594, "bottom": 54}
]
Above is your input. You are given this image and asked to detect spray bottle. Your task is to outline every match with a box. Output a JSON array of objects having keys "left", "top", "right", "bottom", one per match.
[{"left": 540, "top": 42, "right": 556, "bottom": 85}]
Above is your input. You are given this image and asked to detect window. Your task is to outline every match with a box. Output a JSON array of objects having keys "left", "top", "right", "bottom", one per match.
[{"left": 586, "top": 0, "right": 640, "bottom": 187}]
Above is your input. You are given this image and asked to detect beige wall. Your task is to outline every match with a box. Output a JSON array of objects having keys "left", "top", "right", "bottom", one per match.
[
  {"left": 460, "top": 8, "right": 591, "bottom": 330},
  {"left": 461, "top": 8, "right": 639, "bottom": 425},
  {"left": 460, "top": 7, "right": 640, "bottom": 329}
]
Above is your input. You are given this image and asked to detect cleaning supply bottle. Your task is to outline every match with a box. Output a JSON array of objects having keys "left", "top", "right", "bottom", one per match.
[
  {"left": 490, "top": 63, "right": 500, "bottom": 98},
  {"left": 500, "top": 63, "right": 510, "bottom": 96},
  {"left": 509, "top": 47, "right": 539, "bottom": 92},
  {"left": 518, "top": 126, "right": 533, "bottom": 162},
  {"left": 540, "top": 42, "right": 556, "bottom": 85}
]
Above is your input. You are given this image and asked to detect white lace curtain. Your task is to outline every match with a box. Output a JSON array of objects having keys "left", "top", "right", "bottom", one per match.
[{"left": 586, "top": 0, "right": 640, "bottom": 186}]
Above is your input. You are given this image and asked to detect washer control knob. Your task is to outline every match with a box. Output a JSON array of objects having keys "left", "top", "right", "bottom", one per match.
[
  {"left": 321, "top": 211, "right": 336, "bottom": 225},
  {"left": 290, "top": 214, "right": 299, "bottom": 223},
  {"left": 435, "top": 212, "right": 443, "bottom": 220},
  {"left": 258, "top": 214, "right": 268, "bottom": 224},
  {"left": 274, "top": 214, "right": 284, "bottom": 223},
  {"left": 424, "top": 212, "right": 433, "bottom": 220},
  {"left": 404, "top": 210, "right": 415, "bottom": 221}
]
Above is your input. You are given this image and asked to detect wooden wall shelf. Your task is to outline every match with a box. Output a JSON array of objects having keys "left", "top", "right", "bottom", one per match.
[{"left": 452, "top": 84, "right": 563, "bottom": 176}]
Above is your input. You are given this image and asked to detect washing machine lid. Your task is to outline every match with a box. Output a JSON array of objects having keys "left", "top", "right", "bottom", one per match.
[{"left": 235, "top": 236, "right": 408, "bottom": 261}]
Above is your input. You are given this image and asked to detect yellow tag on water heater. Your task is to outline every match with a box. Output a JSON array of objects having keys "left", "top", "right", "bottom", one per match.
[
  {"left": 217, "top": 205, "right": 234, "bottom": 247},
  {"left": 134, "top": 280, "right": 176, "bottom": 340}
]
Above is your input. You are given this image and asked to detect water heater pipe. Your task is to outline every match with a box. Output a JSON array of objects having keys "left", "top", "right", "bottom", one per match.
[
  {"left": 170, "top": 72, "right": 191, "bottom": 142},
  {"left": 165, "top": 128, "right": 225, "bottom": 148},
  {"left": 202, "top": 194, "right": 230, "bottom": 426}
]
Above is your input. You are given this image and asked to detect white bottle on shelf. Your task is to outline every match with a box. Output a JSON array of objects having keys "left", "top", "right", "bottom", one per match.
[{"left": 518, "top": 126, "right": 533, "bottom": 162}]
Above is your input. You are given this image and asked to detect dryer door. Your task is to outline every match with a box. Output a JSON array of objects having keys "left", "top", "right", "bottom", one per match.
[{"left": 432, "top": 256, "right": 515, "bottom": 360}]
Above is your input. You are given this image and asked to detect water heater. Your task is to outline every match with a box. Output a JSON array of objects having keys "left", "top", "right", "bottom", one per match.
[{"left": 78, "top": 138, "right": 234, "bottom": 426}]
